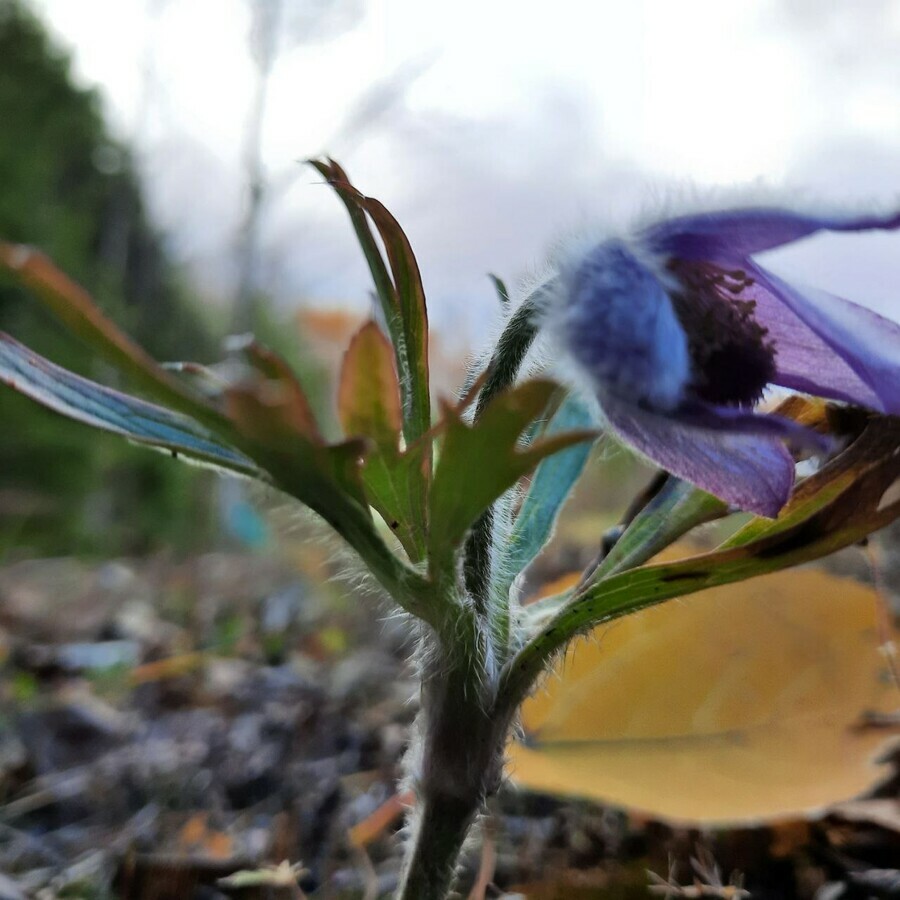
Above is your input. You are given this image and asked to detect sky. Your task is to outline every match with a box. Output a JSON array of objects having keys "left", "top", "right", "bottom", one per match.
[{"left": 29, "top": 0, "right": 900, "bottom": 347}]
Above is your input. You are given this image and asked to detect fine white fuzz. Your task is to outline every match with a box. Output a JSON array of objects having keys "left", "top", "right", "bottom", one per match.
[
  {"left": 628, "top": 179, "right": 898, "bottom": 234},
  {"left": 544, "top": 236, "right": 691, "bottom": 413}
]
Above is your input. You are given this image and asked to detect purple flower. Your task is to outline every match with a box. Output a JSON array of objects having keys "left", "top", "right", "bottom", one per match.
[{"left": 553, "top": 206, "right": 900, "bottom": 516}]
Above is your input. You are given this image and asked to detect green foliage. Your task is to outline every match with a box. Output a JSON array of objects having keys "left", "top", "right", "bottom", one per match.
[
  {"left": 586, "top": 476, "right": 727, "bottom": 582},
  {"left": 427, "top": 381, "right": 594, "bottom": 584},
  {"left": 338, "top": 320, "right": 428, "bottom": 560},
  {"left": 310, "top": 159, "right": 432, "bottom": 451}
]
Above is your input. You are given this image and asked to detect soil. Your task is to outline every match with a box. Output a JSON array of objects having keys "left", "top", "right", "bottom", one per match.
[{"left": 1, "top": 549, "right": 899, "bottom": 899}]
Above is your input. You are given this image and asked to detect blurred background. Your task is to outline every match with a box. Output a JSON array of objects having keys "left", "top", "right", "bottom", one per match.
[{"left": 1, "top": 1, "right": 900, "bottom": 897}]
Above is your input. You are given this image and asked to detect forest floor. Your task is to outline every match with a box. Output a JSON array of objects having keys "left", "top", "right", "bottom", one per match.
[{"left": 1, "top": 544, "right": 899, "bottom": 899}]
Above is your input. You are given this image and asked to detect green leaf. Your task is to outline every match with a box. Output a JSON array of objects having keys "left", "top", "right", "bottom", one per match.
[
  {"left": 472, "top": 284, "right": 549, "bottom": 418},
  {"left": 497, "top": 393, "right": 596, "bottom": 598},
  {"left": 310, "top": 159, "right": 432, "bottom": 451},
  {"left": 488, "top": 273, "right": 510, "bottom": 306},
  {"left": 354, "top": 444, "right": 430, "bottom": 562},
  {"left": 428, "top": 380, "right": 597, "bottom": 581},
  {"left": 589, "top": 478, "right": 728, "bottom": 580},
  {"left": 308, "top": 160, "right": 396, "bottom": 334},
  {"left": 338, "top": 321, "right": 428, "bottom": 561},
  {"left": 1, "top": 241, "right": 428, "bottom": 618},
  {"left": 361, "top": 196, "right": 431, "bottom": 438},
  {"left": 0, "top": 333, "right": 259, "bottom": 477},
  {"left": 0, "top": 239, "right": 366, "bottom": 509}
]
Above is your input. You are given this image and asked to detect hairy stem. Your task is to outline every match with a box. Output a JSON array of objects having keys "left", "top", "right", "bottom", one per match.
[
  {"left": 397, "top": 794, "right": 480, "bottom": 900},
  {"left": 398, "top": 627, "right": 509, "bottom": 899},
  {"left": 463, "top": 283, "right": 552, "bottom": 617}
]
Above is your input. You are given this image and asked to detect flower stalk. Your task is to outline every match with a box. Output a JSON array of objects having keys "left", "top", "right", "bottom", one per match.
[{"left": 397, "top": 794, "right": 480, "bottom": 900}]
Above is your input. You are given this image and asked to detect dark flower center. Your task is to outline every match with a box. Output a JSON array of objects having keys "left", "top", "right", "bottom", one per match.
[{"left": 666, "top": 259, "right": 777, "bottom": 407}]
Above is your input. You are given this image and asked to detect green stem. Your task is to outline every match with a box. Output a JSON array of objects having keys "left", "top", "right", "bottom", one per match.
[
  {"left": 301, "top": 483, "right": 433, "bottom": 621},
  {"left": 463, "top": 284, "right": 551, "bottom": 616},
  {"left": 397, "top": 794, "right": 480, "bottom": 900},
  {"left": 397, "top": 623, "right": 509, "bottom": 899}
]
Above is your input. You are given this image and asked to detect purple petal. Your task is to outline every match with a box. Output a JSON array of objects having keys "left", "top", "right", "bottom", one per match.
[
  {"left": 600, "top": 394, "right": 796, "bottom": 517},
  {"left": 643, "top": 208, "right": 900, "bottom": 263},
  {"left": 747, "top": 264, "right": 900, "bottom": 414},
  {"left": 675, "top": 400, "right": 833, "bottom": 453}
]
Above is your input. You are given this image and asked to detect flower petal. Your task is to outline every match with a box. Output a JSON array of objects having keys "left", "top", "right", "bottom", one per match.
[
  {"left": 676, "top": 400, "right": 832, "bottom": 453},
  {"left": 600, "top": 393, "right": 796, "bottom": 517},
  {"left": 643, "top": 208, "right": 900, "bottom": 263},
  {"left": 747, "top": 264, "right": 900, "bottom": 414}
]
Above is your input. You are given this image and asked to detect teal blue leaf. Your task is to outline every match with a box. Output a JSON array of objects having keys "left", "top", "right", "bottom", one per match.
[
  {"left": 498, "top": 394, "right": 595, "bottom": 598},
  {"left": 0, "top": 333, "right": 259, "bottom": 477}
]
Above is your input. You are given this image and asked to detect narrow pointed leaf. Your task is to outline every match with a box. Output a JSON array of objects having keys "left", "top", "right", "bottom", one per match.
[
  {"left": 473, "top": 285, "right": 548, "bottom": 418},
  {"left": 360, "top": 195, "right": 430, "bottom": 441},
  {"left": 488, "top": 273, "right": 511, "bottom": 306},
  {"left": 462, "top": 284, "right": 556, "bottom": 609},
  {"left": 308, "top": 159, "right": 397, "bottom": 339},
  {"left": 310, "top": 159, "right": 432, "bottom": 452},
  {"left": 498, "top": 393, "right": 596, "bottom": 597},
  {"left": 589, "top": 479, "right": 728, "bottom": 580},
  {"left": 0, "top": 333, "right": 258, "bottom": 476}
]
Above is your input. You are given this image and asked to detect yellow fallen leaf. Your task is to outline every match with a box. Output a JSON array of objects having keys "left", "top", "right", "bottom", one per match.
[{"left": 509, "top": 562, "right": 900, "bottom": 824}]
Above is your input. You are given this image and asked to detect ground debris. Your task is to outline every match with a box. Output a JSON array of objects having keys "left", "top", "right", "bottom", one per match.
[{"left": 2, "top": 550, "right": 899, "bottom": 898}]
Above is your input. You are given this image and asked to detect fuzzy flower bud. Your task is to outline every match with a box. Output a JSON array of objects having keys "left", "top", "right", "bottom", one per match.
[{"left": 550, "top": 204, "right": 900, "bottom": 516}]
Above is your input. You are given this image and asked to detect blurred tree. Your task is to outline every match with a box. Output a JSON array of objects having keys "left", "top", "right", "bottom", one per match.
[{"left": 0, "top": 0, "right": 219, "bottom": 556}]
